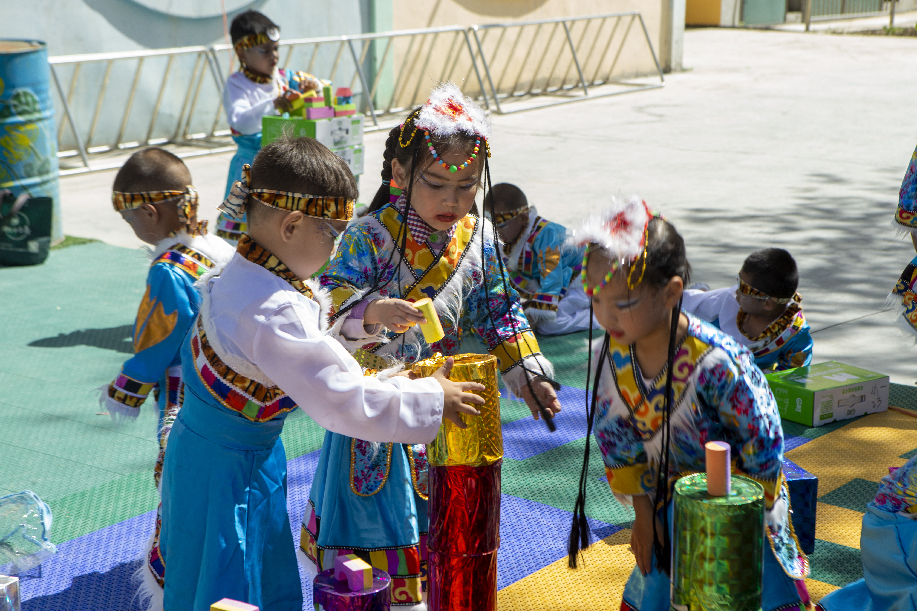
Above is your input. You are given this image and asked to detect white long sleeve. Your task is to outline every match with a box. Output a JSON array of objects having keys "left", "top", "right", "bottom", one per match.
[
  {"left": 682, "top": 286, "right": 738, "bottom": 323},
  {"left": 202, "top": 253, "right": 444, "bottom": 444},
  {"left": 222, "top": 72, "right": 280, "bottom": 135}
]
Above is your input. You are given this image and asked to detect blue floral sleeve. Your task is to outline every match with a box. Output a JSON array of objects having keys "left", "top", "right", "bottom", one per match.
[{"left": 894, "top": 144, "right": 917, "bottom": 231}]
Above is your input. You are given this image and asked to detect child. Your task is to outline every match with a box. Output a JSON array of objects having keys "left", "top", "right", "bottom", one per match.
[
  {"left": 889, "top": 143, "right": 917, "bottom": 338},
  {"left": 566, "top": 198, "right": 811, "bottom": 611},
  {"left": 303, "top": 83, "right": 561, "bottom": 608},
  {"left": 682, "top": 248, "right": 812, "bottom": 371},
  {"left": 216, "top": 9, "right": 322, "bottom": 243},
  {"left": 158, "top": 135, "right": 486, "bottom": 611},
  {"left": 815, "top": 455, "right": 917, "bottom": 611},
  {"left": 103, "top": 147, "right": 235, "bottom": 610},
  {"left": 484, "top": 182, "right": 592, "bottom": 335}
]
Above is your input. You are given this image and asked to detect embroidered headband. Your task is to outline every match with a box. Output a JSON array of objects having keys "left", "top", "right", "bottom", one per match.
[
  {"left": 234, "top": 27, "right": 280, "bottom": 53},
  {"left": 112, "top": 186, "right": 207, "bottom": 236},
  {"left": 736, "top": 276, "right": 797, "bottom": 304},
  {"left": 568, "top": 196, "right": 661, "bottom": 296},
  {"left": 220, "top": 164, "right": 355, "bottom": 222},
  {"left": 398, "top": 82, "right": 492, "bottom": 173},
  {"left": 492, "top": 205, "right": 529, "bottom": 226}
]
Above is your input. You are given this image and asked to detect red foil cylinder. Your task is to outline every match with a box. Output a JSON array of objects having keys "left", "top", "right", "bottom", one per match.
[{"left": 427, "top": 461, "right": 501, "bottom": 611}]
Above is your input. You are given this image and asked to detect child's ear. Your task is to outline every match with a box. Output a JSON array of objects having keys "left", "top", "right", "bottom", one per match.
[
  {"left": 279, "top": 211, "right": 305, "bottom": 242},
  {"left": 141, "top": 203, "right": 160, "bottom": 223},
  {"left": 392, "top": 158, "right": 408, "bottom": 191},
  {"left": 664, "top": 276, "right": 684, "bottom": 310}
]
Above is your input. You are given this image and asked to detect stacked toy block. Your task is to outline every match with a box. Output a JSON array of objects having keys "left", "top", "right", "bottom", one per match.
[
  {"left": 262, "top": 82, "right": 365, "bottom": 177},
  {"left": 783, "top": 458, "right": 818, "bottom": 554}
]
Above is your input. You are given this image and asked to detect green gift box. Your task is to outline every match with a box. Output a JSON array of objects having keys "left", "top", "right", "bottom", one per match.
[{"left": 766, "top": 361, "right": 888, "bottom": 427}]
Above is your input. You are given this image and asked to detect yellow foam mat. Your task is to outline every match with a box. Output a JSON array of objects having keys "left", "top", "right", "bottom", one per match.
[
  {"left": 786, "top": 410, "right": 917, "bottom": 496},
  {"left": 813, "top": 503, "right": 863, "bottom": 549},
  {"left": 498, "top": 529, "right": 634, "bottom": 610}
]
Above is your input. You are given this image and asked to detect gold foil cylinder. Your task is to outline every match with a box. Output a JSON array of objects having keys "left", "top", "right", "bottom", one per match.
[
  {"left": 412, "top": 353, "right": 503, "bottom": 467},
  {"left": 413, "top": 298, "right": 445, "bottom": 344}
]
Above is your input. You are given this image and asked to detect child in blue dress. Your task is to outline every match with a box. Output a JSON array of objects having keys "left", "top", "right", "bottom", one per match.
[
  {"left": 216, "top": 10, "right": 322, "bottom": 243},
  {"left": 159, "top": 135, "right": 486, "bottom": 611},
  {"left": 485, "top": 182, "right": 593, "bottom": 335},
  {"left": 566, "top": 197, "right": 811, "bottom": 611},
  {"left": 302, "top": 83, "right": 562, "bottom": 609},
  {"left": 815, "top": 455, "right": 917, "bottom": 611},
  {"left": 103, "top": 147, "right": 235, "bottom": 611},
  {"left": 683, "top": 248, "right": 813, "bottom": 371},
  {"left": 889, "top": 142, "right": 917, "bottom": 339}
]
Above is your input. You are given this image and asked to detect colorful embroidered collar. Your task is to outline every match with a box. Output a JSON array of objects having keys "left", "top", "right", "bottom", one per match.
[
  {"left": 241, "top": 65, "right": 274, "bottom": 85},
  {"left": 737, "top": 300, "right": 803, "bottom": 343},
  {"left": 237, "top": 234, "right": 315, "bottom": 299}
]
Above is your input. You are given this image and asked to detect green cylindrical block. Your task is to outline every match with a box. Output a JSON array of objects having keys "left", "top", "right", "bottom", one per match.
[{"left": 671, "top": 474, "right": 764, "bottom": 611}]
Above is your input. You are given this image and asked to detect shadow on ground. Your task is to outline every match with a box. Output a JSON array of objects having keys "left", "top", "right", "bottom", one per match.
[
  {"left": 21, "top": 560, "right": 144, "bottom": 611},
  {"left": 29, "top": 325, "right": 134, "bottom": 354}
]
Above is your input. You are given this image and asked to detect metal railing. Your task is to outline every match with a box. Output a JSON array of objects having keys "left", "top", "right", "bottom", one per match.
[
  {"left": 48, "top": 13, "right": 664, "bottom": 174},
  {"left": 803, "top": 0, "right": 897, "bottom": 29}
]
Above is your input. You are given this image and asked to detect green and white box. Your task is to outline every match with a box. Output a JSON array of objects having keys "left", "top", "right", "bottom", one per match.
[
  {"left": 348, "top": 114, "right": 364, "bottom": 146},
  {"left": 262, "top": 115, "right": 334, "bottom": 148},
  {"left": 766, "top": 361, "right": 889, "bottom": 427},
  {"left": 332, "top": 145, "right": 364, "bottom": 177}
]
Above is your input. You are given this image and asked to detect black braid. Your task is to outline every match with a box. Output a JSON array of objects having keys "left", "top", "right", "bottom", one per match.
[{"left": 367, "top": 127, "right": 402, "bottom": 215}]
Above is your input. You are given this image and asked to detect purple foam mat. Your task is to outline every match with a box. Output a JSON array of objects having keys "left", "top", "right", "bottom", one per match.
[{"left": 502, "top": 385, "right": 588, "bottom": 460}]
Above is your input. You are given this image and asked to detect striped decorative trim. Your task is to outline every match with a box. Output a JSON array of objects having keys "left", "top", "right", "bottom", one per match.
[
  {"left": 153, "top": 244, "right": 215, "bottom": 279},
  {"left": 107, "top": 372, "right": 155, "bottom": 409},
  {"left": 237, "top": 235, "right": 316, "bottom": 299},
  {"left": 191, "top": 319, "right": 297, "bottom": 422},
  {"left": 147, "top": 506, "right": 165, "bottom": 587}
]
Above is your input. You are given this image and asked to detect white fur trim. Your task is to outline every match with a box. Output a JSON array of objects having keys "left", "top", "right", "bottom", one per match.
[
  {"left": 98, "top": 388, "right": 142, "bottom": 423},
  {"left": 892, "top": 217, "right": 917, "bottom": 238},
  {"left": 567, "top": 196, "right": 651, "bottom": 264},
  {"left": 133, "top": 532, "right": 163, "bottom": 611},
  {"left": 887, "top": 294, "right": 917, "bottom": 343},
  {"left": 415, "top": 82, "right": 491, "bottom": 141},
  {"left": 148, "top": 231, "right": 235, "bottom": 264},
  {"left": 501, "top": 353, "right": 556, "bottom": 396},
  {"left": 523, "top": 306, "right": 557, "bottom": 325},
  {"left": 304, "top": 277, "right": 333, "bottom": 335}
]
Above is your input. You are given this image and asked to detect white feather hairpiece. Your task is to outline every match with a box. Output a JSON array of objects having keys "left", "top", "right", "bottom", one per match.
[
  {"left": 414, "top": 82, "right": 491, "bottom": 141},
  {"left": 568, "top": 196, "right": 655, "bottom": 262}
]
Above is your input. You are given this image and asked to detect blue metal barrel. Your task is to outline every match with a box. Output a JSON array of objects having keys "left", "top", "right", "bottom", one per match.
[{"left": 0, "top": 40, "right": 61, "bottom": 243}]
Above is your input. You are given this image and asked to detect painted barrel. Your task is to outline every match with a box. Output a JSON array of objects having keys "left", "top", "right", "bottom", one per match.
[{"left": 0, "top": 40, "right": 61, "bottom": 243}]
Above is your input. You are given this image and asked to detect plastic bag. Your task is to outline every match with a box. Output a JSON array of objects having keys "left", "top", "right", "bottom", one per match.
[{"left": 0, "top": 491, "right": 56, "bottom": 575}]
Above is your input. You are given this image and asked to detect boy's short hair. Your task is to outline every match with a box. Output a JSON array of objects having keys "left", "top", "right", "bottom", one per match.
[
  {"left": 246, "top": 135, "right": 358, "bottom": 222},
  {"left": 484, "top": 183, "right": 528, "bottom": 212},
  {"left": 741, "top": 248, "right": 798, "bottom": 299},
  {"left": 230, "top": 10, "right": 279, "bottom": 47},
  {"left": 113, "top": 147, "right": 191, "bottom": 193}
]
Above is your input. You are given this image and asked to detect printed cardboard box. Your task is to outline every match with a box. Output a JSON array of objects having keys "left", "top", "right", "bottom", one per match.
[
  {"left": 262, "top": 116, "right": 352, "bottom": 151},
  {"left": 766, "top": 361, "right": 888, "bottom": 427},
  {"left": 332, "top": 145, "right": 364, "bottom": 177}
]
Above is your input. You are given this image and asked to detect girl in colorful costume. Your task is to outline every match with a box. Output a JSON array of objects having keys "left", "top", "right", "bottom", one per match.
[
  {"left": 101, "top": 148, "right": 235, "bottom": 611},
  {"left": 216, "top": 10, "right": 323, "bottom": 243},
  {"left": 889, "top": 142, "right": 917, "bottom": 339},
  {"left": 302, "top": 83, "right": 562, "bottom": 609},
  {"left": 566, "top": 197, "right": 811, "bottom": 611},
  {"left": 485, "top": 182, "right": 593, "bottom": 335},
  {"left": 815, "top": 455, "right": 917, "bottom": 611},
  {"left": 159, "top": 135, "right": 486, "bottom": 611}
]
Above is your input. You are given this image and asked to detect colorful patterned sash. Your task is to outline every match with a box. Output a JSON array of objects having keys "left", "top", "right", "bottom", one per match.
[{"left": 153, "top": 243, "right": 215, "bottom": 280}]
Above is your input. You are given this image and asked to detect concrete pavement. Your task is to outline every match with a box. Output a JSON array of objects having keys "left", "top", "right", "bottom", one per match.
[{"left": 58, "top": 26, "right": 917, "bottom": 383}]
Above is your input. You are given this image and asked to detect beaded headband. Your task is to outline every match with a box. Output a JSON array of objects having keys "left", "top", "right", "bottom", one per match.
[
  {"left": 233, "top": 28, "right": 280, "bottom": 53},
  {"left": 112, "top": 186, "right": 207, "bottom": 236},
  {"left": 220, "top": 164, "right": 354, "bottom": 222},
  {"left": 568, "top": 197, "right": 660, "bottom": 296},
  {"left": 398, "top": 83, "right": 492, "bottom": 174},
  {"left": 736, "top": 276, "right": 795, "bottom": 305}
]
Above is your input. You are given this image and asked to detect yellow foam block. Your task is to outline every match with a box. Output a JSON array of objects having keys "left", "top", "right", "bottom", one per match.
[
  {"left": 210, "top": 599, "right": 260, "bottom": 611},
  {"left": 413, "top": 298, "right": 444, "bottom": 343}
]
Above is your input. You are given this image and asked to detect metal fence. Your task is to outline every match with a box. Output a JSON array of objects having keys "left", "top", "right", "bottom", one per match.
[
  {"left": 803, "top": 0, "right": 897, "bottom": 29},
  {"left": 49, "top": 13, "right": 664, "bottom": 174}
]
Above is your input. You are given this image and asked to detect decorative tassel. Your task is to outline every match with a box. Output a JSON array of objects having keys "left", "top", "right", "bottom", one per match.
[{"left": 219, "top": 165, "right": 253, "bottom": 220}]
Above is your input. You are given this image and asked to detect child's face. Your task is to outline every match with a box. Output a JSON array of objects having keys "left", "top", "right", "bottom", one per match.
[
  {"left": 735, "top": 270, "right": 778, "bottom": 316},
  {"left": 495, "top": 210, "right": 528, "bottom": 245},
  {"left": 393, "top": 152, "right": 481, "bottom": 232},
  {"left": 251, "top": 206, "right": 345, "bottom": 280},
  {"left": 586, "top": 251, "right": 677, "bottom": 345},
  {"left": 239, "top": 41, "right": 279, "bottom": 77}
]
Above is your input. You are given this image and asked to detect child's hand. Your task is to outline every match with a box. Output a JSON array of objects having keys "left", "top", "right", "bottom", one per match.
[
  {"left": 364, "top": 299, "right": 427, "bottom": 333},
  {"left": 519, "top": 378, "right": 562, "bottom": 421},
  {"left": 630, "top": 495, "right": 660, "bottom": 576},
  {"left": 299, "top": 75, "right": 322, "bottom": 93},
  {"left": 432, "top": 357, "right": 485, "bottom": 428},
  {"left": 273, "top": 95, "right": 293, "bottom": 113}
]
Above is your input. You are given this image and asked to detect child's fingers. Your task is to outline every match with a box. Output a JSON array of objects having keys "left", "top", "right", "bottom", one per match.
[
  {"left": 459, "top": 390, "right": 485, "bottom": 406},
  {"left": 458, "top": 382, "right": 486, "bottom": 394},
  {"left": 457, "top": 400, "right": 481, "bottom": 416},
  {"left": 444, "top": 411, "right": 468, "bottom": 429},
  {"left": 435, "top": 358, "right": 455, "bottom": 379}
]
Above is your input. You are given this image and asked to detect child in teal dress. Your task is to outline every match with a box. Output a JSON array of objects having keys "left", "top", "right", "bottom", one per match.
[
  {"left": 216, "top": 10, "right": 322, "bottom": 243},
  {"left": 159, "top": 135, "right": 485, "bottom": 611}
]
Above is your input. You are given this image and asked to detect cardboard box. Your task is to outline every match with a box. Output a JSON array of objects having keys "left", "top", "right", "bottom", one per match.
[
  {"left": 347, "top": 114, "right": 364, "bottom": 146},
  {"left": 766, "top": 361, "right": 888, "bottom": 427},
  {"left": 783, "top": 458, "right": 817, "bottom": 554},
  {"left": 333, "top": 145, "right": 364, "bottom": 176}
]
